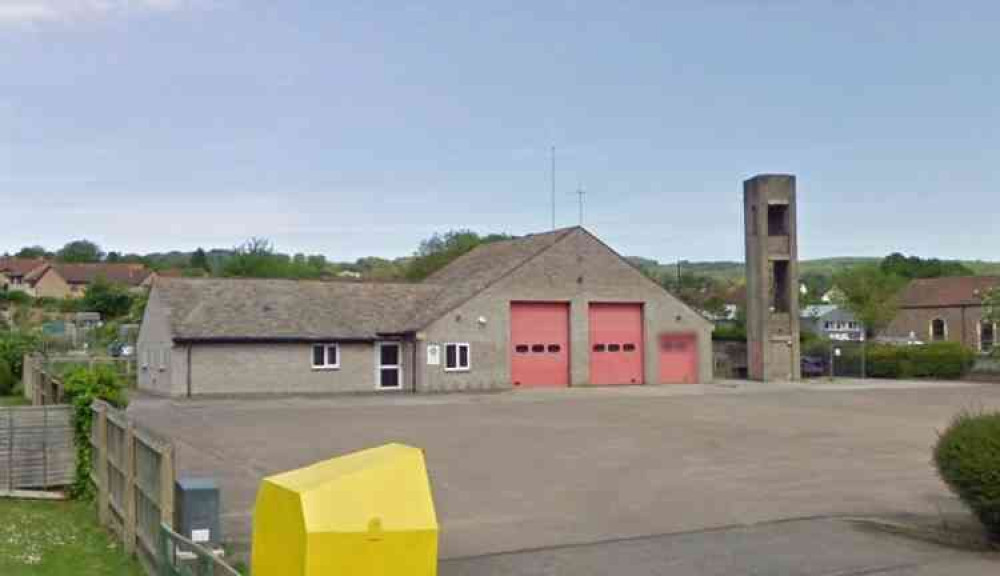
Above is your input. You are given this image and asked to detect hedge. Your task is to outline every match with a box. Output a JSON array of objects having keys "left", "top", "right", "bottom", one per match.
[
  {"left": 802, "top": 341, "right": 975, "bottom": 380},
  {"left": 934, "top": 410, "right": 1000, "bottom": 540}
]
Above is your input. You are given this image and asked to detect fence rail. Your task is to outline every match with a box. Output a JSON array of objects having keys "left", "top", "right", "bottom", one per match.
[
  {"left": 23, "top": 354, "right": 136, "bottom": 406},
  {"left": 159, "top": 523, "right": 242, "bottom": 576},
  {"left": 90, "top": 399, "right": 175, "bottom": 575},
  {"left": 0, "top": 405, "right": 74, "bottom": 493}
]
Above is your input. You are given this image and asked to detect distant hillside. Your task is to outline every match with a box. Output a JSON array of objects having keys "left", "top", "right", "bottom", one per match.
[{"left": 632, "top": 257, "right": 1000, "bottom": 283}]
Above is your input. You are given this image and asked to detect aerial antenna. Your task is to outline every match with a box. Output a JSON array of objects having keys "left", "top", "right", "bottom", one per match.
[
  {"left": 573, "top": 187, "right": 587, "bottom": 226},
  {"left": 550, "top": 145, "right": 556, "bottom": 229}
]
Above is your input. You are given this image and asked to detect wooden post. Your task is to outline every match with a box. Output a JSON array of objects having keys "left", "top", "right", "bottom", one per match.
[
  {"left": 5, "top": 409, "right": 13, "bottom": 492},
  {"left": 96, "top": 404, "right": 110, "bottom": 527},
  {"left": 160, "top": 444, "right": 175, "bottom": 530},
  {"left": 124, "top": 422, "right": 137, "bottom": 554}
]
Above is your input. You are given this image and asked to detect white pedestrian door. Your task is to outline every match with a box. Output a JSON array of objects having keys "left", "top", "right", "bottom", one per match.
[{"left": 377, "top": 342, "right": 403, "bottom": 390}]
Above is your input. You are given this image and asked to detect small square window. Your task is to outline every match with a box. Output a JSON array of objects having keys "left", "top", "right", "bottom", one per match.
[
  {"left": 547, "top": 344, "right": 561, "bottom": 353},
  {"left": 608, "top": 344, "right": 621, "bottom": 352},
  {"left": 623, "top": 343, "right": 636, "bottom": 352},
  {"left": 515, "top": 344, "right": 529, "bottom": 353},
  {"left": 531, "top": 344, "right": 545, "bottom": 353},
  {"left": 445, "top": 343, "right": 470, "bottom": 371},
  {"left": 312, "top": 344, "right": 340, "bottom": 369},
  {"left": 593, "top": 344, "right": 606, "bottom": 352}
]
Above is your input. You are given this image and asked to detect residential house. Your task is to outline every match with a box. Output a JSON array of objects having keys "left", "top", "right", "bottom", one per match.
[
  {"left": 884, "top": 276, "right": 999, "bottom": 354},
  {"left": 24, "top": 263, "right": 155, "bottom": 299},
  {"left": 0, "top": 258, "right": 49, "bottom": 295},
  {"left": 137, "top": 227, "right": 714, "bottom": 397},
  {"left": 801, "top": 305, "right": 865, "bottom": 341}
]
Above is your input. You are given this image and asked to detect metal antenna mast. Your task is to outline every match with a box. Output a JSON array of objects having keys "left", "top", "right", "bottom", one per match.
[
  {"left": 550, "top": 146, "right": 556, "bottom": 229},
  {"left": 574, "top": 187, "right": 586, "bottom": 226}
]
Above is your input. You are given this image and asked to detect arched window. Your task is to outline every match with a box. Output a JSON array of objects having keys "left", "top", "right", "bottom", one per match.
[
  {"left": 980, "top": 321, "right": 996, "bottom": 353},
  {"left": 930, "top": 318, "right": 947, "bottom": 342}
]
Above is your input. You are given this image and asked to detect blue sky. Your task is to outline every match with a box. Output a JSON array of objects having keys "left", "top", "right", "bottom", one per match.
[{"left": 1, "top": 1, "right": 997, "bottom": 263}]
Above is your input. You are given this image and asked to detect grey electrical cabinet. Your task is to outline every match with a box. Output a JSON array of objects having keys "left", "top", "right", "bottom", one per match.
[{"left": 174, "top": 477, "right": 221, "bottom": 546}]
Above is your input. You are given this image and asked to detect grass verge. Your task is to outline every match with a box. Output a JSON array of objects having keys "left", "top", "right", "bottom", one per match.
[
  {"left": 0, "top": 396, "right": 29, "bottom": 407},
  {"left": 0, "top": 498, "right": 144, "bottom": 575}
]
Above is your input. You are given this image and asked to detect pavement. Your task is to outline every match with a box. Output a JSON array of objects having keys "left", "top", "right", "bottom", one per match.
[
  {"left": 128, "top": 379, "right": 1000, "bottom": 573},
  {"left": 441, "top": 517, "right": 1000, "bottom": 575}
]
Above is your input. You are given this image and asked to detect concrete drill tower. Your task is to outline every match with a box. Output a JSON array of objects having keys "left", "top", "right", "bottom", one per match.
[{"left": 744, "top": 174, "right": 801, "bottom": 381}]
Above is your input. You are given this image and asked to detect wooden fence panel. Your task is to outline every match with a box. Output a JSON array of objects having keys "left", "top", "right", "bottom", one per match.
[
  {"left": 0, "top": 406, "right": 74, "bottom": 492},
  {"left": 90, "top": 400, "right": 176, "bottom": 576}
]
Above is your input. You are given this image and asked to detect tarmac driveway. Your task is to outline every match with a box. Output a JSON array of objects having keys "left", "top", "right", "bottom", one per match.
[{"left": 129, "top": 380, "right": 1000, "bottom": 562}]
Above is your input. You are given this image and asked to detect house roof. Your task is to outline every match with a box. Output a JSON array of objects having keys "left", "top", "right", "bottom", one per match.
[
  {"left": 154, "top": 226, "right": 706, "bottom": 343},
  {"left": 0, "top": 258, "right": 48, "bottom": 278},
  {"left": 801, "top": 304, "right": 837, "bottom": 319},
  {"left": 155, "top": 228, "right": 579, "bottom": 342},
  {"left": 408, "top": 227, "right": 577, "bottom": 328},
  {"left": 52, "top": 263, "right": 153, "bottom": 287},
  {"left": 898, "top": 276, "right": 1000, "bottom": 308},
  {"left": 157, "top": 277, "right": 441, "bottom": 342}
]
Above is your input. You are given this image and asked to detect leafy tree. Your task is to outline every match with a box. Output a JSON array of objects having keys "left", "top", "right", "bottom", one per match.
[
  {"left": 57, "top": 239, "right": 104, "bottom": 263},
  {"left": 81, "top": 276, "right": 134, "bottom": 319},
  {"left": 15, "top": 245, "right": 48, "bottom": 259},
  {"left": 190, "top": 247, "right": 210, "bottom": 272},
  {"left": 0, "top": 329, "right": 40, "bottom": 381},
  {"left": 406, "top": 230, "right": 512, "bottom": 281},
  {"left": 0, "top": 358, "right": 14, "bottom": 396},
  {"left": 800, "top": 271, "right": 834, "bottom": 305},
  {"left": 105, "top": 251, "right": 122, "bottom": 262},
  {"left": 880, "top": 252, "right": 973, "bottom": 279},
  {"left": 832, "top": 264, "right": 908, "bottom": 337}
]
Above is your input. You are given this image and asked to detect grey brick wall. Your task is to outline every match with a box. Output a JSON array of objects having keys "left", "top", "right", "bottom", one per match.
[
  {"left": 418, "top": 229, "right": 714, "bottom": 392},
  {"left": 136, "top": 287, "right": 185, "bottom": 396}
]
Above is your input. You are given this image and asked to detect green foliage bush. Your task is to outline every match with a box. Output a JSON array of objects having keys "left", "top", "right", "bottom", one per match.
[
  {"left": 934, "top": 410, "right": 1000, "bottom": 540},
  {"left": 800, "top": 340, "right": 975, "bottom": 380},
  {"left": 63, "top": 365, "right": 127, "bottom": 499},
  {"left": 0, "top": 329, "right": 40, "bottom": 380},
  {"left": 0, "top": 359, "right": 14, "bottom": 396},
  {"left": 82, "top": 277, "right": 134, "bottom": 319},
  {"left": 0, "top": 290, "right": 33, "bottom": 306},
  {"left": 712, "top": 323, "right": 746, "bottom": 342}
]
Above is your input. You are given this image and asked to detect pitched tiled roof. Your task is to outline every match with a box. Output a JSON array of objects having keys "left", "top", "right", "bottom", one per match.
[
  {"left": 154, "top": 228, "right": 579, "bottom": 342},
  {"left": 53, "top": 263, "right": 153, "bottom": 287},
  {"left": 898, "top": 276, "right": 1000, "bottom": 308},
  {"left": 0, "top": 258, "right": 48, "bottom": 278},
  {"left": 157, "top": 277, "right": 442, "bottom": 341},
  {"left": 408, "top": 227, "right": 577, "bottom": 328}
]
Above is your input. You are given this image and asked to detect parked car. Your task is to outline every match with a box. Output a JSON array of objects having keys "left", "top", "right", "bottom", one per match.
[
  {"left": 108, "top": 342, "right": 134, "bottom": 358},
  {"left": 801, "top": 355, "right": 827, "bottom": 378}
]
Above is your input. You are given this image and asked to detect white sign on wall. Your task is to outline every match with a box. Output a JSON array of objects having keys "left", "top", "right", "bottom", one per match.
[{"left": 427, "top": 344, "right": 441, "bottom": 366}]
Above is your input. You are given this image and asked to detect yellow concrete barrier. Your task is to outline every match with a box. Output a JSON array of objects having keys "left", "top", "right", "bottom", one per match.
[{"left": 252, "top": 443, "right": 438, "bottom": 576}]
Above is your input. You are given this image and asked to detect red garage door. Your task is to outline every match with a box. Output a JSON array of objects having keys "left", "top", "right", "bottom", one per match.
[
  {"left": 659, "top": 333, "right": 698, "bottom": 384},
  {"left": 589, "top": 303, "right": 644, "bottom": 385},
  {"left": 511, "top": 302, "right": 570, "bottom": 388}
]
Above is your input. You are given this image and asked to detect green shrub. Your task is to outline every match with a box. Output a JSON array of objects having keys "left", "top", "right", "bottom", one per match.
[
  {"left": 63, "top": 365, "right": 127, "bottom": 499},
  {"left": 934, "top": 410, "right": 1000, "bottom": 540},
  {"left": 865, "top": 345, "right": 900, "bottom": 378},
  {"left": 0, "top": 290, "right": 32, "bottom": 306},
  {"left": 713, "top": 323, "right": 746, "bottom": 342},
  {"left": 0, "top": 329, "right": 40, "bottom": 380},
  {"left": 909, "top": 342, "right": 975, "bottom": 379},
  {"left": 0, "top": 358, "right": 14, "bottom": 396}
]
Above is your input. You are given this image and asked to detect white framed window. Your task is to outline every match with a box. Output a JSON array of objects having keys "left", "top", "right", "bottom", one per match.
[
  {"left": 312, "top": 343, "right": 340, "bottom": 370},
  {"left": 930, "top": 318, "right": 948, "bottom": 342},
  {"left": 444, "top": 343, "right": 470, "bottom": 371},
  {"left": 980, "top": 321, "right": 996, "bottom": 354}
]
